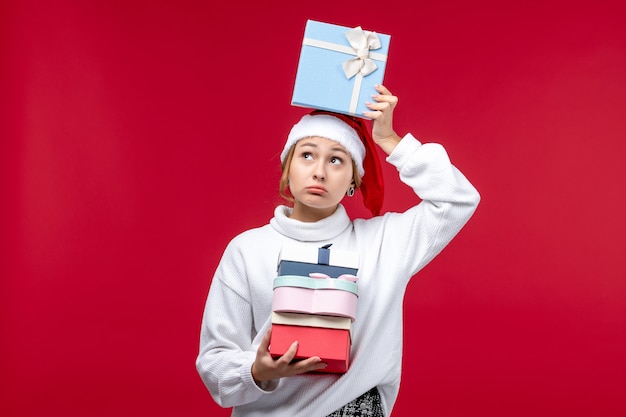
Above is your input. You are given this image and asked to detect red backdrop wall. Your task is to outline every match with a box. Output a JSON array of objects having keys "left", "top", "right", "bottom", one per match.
[{"left": 2, "top": 1, "right": 625, "bottom": 416}]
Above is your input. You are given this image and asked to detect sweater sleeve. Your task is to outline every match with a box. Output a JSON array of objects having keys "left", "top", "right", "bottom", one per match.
[
  {"left": 195, "top": 239, "right": 278, "bottom": 408},
  {"left": 373, "top": 133, "right": 480, "bottom": 280}
]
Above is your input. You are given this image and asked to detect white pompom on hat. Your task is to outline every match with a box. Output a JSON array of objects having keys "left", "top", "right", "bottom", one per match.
[{"left": 281, "top": 113, "right": 366, "bottom": 176}]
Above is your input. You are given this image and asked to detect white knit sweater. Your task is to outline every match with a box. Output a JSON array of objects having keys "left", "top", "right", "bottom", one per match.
[{"left": 196, "top": 134, "right": 480, "bottom": 416}]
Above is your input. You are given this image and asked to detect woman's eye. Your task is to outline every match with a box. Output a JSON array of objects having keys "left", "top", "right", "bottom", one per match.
[
  {"left": 302, "top": 152, "right": 313, "bottom": 160},
  {"left": 330, "top": 157, "right": 343, "bottom": 165}
]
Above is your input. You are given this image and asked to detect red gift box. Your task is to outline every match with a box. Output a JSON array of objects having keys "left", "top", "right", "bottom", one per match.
[{"left": 269, "top": 324, "right": 351, "bottom": 373}]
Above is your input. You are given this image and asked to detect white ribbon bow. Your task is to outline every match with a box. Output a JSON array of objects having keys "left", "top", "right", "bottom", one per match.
[{"left": 341, "top": 26, "right": 382, "bottom": 79}]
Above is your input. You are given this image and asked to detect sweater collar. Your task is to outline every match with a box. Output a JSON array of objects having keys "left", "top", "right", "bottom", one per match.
[{"left": 270, "top": 204, "right": 352, "bottom": 242}]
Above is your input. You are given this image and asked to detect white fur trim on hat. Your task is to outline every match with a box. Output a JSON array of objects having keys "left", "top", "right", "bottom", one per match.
[{"left": 281, "top": 114, "right": 365, "bottom": 176}]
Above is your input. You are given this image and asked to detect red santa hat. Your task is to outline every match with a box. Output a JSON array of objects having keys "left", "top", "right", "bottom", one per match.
[{"left": 281, "top": 110, "right": 384, "bottom": 216}]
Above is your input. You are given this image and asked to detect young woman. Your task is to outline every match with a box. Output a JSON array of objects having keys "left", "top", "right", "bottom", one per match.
[{"left": 196, "top": 85, "right": 480, "bottom": 416}]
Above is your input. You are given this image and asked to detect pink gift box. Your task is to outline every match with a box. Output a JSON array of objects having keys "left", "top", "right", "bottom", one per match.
[{"left": 272, "top": 275, "right": 358, "bottom": 320}]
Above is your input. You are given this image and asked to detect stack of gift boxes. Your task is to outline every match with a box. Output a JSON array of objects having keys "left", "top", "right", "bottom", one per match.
[
  {"left": 267, "top": 18, "right": 391, "bottom": 373},
  {"left": 269, "top": 243, "right": 359, "bottom": 373}
]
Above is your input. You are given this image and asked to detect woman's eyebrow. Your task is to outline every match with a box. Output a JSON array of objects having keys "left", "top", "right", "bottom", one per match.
[
  {"left": 330, "top": 146, "right": 349, "bottom": 155},
  {"left": 297, "top": 141, "right": 349, "bottom": 155},
  {"left": 297, "top": 141, "right": 318, "bottom": 148}
]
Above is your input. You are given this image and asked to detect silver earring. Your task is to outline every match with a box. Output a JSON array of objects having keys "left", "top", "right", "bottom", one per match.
[{"left": 347, "top": 187, "right": 355, "bottom": 197}]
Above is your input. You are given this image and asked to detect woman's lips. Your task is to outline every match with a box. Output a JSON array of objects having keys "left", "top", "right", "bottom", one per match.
[{"left": 306, "top": 185, "right": 327, "bottom": 195}]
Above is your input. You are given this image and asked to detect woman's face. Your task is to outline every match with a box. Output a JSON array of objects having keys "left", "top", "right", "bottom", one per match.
[{"left": 287, "top": 136, "right": 354, "bottom": 222}]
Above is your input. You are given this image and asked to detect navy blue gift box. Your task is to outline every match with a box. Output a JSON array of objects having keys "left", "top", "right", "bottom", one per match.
[{"left": 277, "top": 244, "right": 359, "bottom": 278}]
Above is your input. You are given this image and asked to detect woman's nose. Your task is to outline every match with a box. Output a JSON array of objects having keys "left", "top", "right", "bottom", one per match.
[{"left": 312, "top": 162, "right": 326, "bottom": 180}]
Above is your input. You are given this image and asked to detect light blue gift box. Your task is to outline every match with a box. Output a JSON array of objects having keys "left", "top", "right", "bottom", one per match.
[{"left": 291, "top": 19, "right": 391, "bottom": 119}]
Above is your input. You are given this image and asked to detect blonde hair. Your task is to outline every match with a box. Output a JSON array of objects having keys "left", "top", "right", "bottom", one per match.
[{"left": 279, "top": 143, "right": 362, "bottom": 204}]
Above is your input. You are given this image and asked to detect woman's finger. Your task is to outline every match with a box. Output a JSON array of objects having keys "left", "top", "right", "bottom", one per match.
[
  {"left": 371, "top": 94, "right": 399, "bottom": 110},
  {"left": 362, "top": 110, "right": 383, "bottom": 119},
  {"left": 366, "top": 101, "right": 391, "bottom": 112},
  {"left": 375, "top": 84, "right": 392, "bottom": 95},
  {"left": 277, "top": 340, "right": 299, "bottom": 365},
  {"left": 292, "top": 356, "right": 326, "bottom": 374}
]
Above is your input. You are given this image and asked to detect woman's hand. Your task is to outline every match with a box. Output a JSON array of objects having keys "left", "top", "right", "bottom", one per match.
[
  {"left": 251, "top": 327, "right": 327, "bottom": 385},
  {"left": 363, "top": 84, "right": 402, "bottom": 155}
]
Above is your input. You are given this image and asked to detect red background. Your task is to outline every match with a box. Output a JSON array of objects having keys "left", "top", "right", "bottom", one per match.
[{"left": 2, "top": 1, "right": 625, "bottom": 416}]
